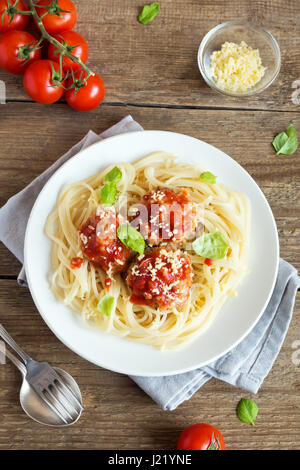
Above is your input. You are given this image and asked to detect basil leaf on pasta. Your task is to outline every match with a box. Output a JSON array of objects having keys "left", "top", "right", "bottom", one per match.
[
  {"left": 100, "top": 181, "right": 118, "bottom": 205},
  {"left": 105, "top": 166, "right": 122, "bottom": 183},
  {"left": 117, "top": 224, "right": 145, "bottom": 255},
  {"left": 199, "top": 171, "right": 217, "bottom": 184},
  {"left": 192, "top": 232, "right": 228, "bottom": 260},
  {"left": 97, "top": 295, "right": 114, "bottom": 316}
]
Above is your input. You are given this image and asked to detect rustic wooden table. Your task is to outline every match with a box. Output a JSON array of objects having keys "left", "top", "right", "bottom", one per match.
[{"left": 0, "top": 0, "right": 299, "bottom": 450}]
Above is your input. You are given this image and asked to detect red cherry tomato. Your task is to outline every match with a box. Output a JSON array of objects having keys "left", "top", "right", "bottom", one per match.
[
  {"left": 204, "top": 258, "right": 214, "bottom": 266},
  {"left": 0, "top": 0, "right": 29, "bottom": 34},
  {"left": 176, "top": 423, "right": 225, "bottom": 450},
  {"left": 48, "top": 30, "right": 88, "bottom": 72},
  {"left": 0, "top": 30, "right": 41, "bottom": 75},
  {"left": 23, "top": 59, "right": 65, "bottom": 104},
  {"left": 35, "top": 0, "right": 77, "bottom": 35},
  {"left": 65, "top": 70, "right": 105, "bottom": 111}
]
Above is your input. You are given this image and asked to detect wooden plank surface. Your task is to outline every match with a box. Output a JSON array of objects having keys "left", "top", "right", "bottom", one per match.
[
  {"left": 0, "top": 103, "right": 299, "bottom": 450},
  {"left": 0, "top": 103, "right": 299, "bottom": 275},
  {"left": 0, "top": 0, "right": 300, "bottom": 110},
  {"left": 0, "top": 0, "right": 299, "bottom": 451},
  {"left": 0, "top": 279, "right": 299, "bottom": 450}
]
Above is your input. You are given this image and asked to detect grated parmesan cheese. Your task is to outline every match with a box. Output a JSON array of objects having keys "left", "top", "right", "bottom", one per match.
[
  {"left": 79, "top": 233, "right": 88, "bottom": 245},
  {"left": 209, "top": 41, "right": 266, "bottom": 93}
]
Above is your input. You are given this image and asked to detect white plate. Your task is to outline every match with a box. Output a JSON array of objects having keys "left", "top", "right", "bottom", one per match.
[{"left": 24, "top": 131, "right": 279, "bottom": 376}]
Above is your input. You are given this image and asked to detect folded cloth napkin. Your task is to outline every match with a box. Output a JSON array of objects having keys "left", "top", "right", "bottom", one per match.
[{"left": 0, "top": 115, "right": 299, "bottom": 411}]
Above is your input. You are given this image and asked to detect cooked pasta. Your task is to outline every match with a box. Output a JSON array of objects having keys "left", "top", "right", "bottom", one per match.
[{"left": 45, "top": 151, "right": 250, "bottom": 350}]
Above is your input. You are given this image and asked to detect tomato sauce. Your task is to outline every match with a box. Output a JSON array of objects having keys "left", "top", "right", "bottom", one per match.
[
  {"left": 127, "top": 248, "right": 192, "bottom": 310},
  {"left": 133, "top": 188, "right": 196, "bottom": 244},
  {"left": 204, "top": 258, "right": 214, "bottom": 266},
  {"left": 70, "top": 257, "right": 83, "bottom": 269},
  {"left": 79, "top": 211, "right": 131, "bottom": 274}
]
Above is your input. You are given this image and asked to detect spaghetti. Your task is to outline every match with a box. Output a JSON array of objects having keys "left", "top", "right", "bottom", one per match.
[{"left": 45, "top": 152, "right": 250, "bottom": 349}]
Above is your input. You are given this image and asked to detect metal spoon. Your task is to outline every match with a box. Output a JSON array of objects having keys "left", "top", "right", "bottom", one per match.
[{"left": 1, "top": 344, "right": 83, "bottom": 426}]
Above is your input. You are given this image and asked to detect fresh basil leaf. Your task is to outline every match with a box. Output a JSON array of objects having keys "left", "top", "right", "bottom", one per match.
[
  {"left": 284, "top": 124, "right": 298, "bottom": 154},
  {"left": 100, "top": 181, "right": 118, "bottom": 205},
  {"left": 97, "top": 295, "right": 114, "bottom": 317},
  {"left": 192, "top": 232, "right": 228, "bottom": 260},
  {"left": 199, "top": 171, "right": 217, "bottom": 184},
  {"left": 117, "top": 224, "right": 145, "bottom": 255},
  {"left": 272, "top": 131, "right": 288, "bottom": 153},
  {"left": 105, "top": 166, "right": 122, "bottom": 183},
  {"left": 272, "top": 124, "right": 298, "bottom": 155},
  {"left": 138, "top": 2, "right": 160, "bottom": 24},
  {"left": 237, "top": 398, "right": 259, "bottom": 425}
]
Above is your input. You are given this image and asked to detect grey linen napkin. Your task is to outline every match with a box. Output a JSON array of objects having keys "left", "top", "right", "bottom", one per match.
[{"left": 0, "top": 115, "right": 299, "bottom": 411}]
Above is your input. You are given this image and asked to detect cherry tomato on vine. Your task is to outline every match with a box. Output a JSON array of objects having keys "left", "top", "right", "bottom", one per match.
[
  {"left": 35, "top": 0, "right": 77, "bottom": 35},
  {"left": 65, "top": 70, "right": 105, "bottom": 111},
  {"left": 176, "top": 423, "right": 225, "bottom": 450},
  {"left": 48, "top": 30, "right": 88, "bottom": 72},
  {"left": 0, "top": 0, "right": 29, "bottom": 34},
  {"left": 23, "top": 59, "right": 65, "bottom": 104},
  {"left": 0, "top": 30, "right": 41, "bottom": 75}
]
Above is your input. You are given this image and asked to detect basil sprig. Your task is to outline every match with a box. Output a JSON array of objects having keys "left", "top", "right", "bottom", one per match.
[
  {"left": 117, "top": 224, "right": 145, "bottom": 255},
  {"left": 236, "top": 398, "right": 259, "bottom": 425},
  {"left": 100, "top": 166, "right": 122, "bottom": 204},
  {"left": 97, "top": 295, "right": 115, "bottom": 317},
  {"left": 192, "top": 232, "right": 228, "bottom": 260},
  {"left": 199, "top": 171, "right": 217, "bottom": 184},
  {"left": 272, "top": 124, "right": 298, "bottom": 155},
  {"left": 138, "top": 2, "right": 160, "bottom": 24}
]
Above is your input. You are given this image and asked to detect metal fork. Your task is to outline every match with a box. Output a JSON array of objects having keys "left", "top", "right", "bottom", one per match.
[{"left": 0, "top": 324, "right": 83, "bottom": 425}]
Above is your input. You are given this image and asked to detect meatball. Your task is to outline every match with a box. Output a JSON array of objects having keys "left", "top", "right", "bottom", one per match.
[
  {"left": 78, "top": 207, "right": 131, "bottom": 275},
  {"left": 131, "top": 188, "right": 197, "bottom": 246},
  {"left": 126, "top": 248, "right": 193, "bottom": 310}
]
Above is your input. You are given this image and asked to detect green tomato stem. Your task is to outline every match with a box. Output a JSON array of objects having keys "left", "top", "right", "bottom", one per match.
[
  {"left": 24, "top": 0, "right": 94, "bottom": 79},
  {"left": 13, "top": 10, "right": 32, "bottom": 14}
]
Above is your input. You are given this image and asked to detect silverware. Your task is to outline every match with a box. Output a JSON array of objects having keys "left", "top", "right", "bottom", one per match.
[{"left": 0, "top": 324, "right": 83, "bottom": 426}]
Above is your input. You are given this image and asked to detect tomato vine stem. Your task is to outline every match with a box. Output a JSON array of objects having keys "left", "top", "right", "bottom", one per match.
[{"left": 23, "top": 0, "right": 94, "bottom": 80}]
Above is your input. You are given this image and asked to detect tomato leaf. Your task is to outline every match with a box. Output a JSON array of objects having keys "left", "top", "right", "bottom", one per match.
[
  {"left": 192, "top": 232, "right": 228, "bottom": 260},
  {"left": 272, "top": 124, "right": 298, "bottom": 155},
  {"left": 97, "top": 295, "right": 114, "bottom": 316},
  {"left": 207, "top": 433, "right": 221, "bottom": 450},
  {"left": 138, "top": 2, "right": 160, "bottom": 24},
  {"left": 117, "top": 224, "right": 145, "bottom": 255},
  {"left": 199, "top": 171, "right": 217, "bottom": 184},
  {"left": 105, "top": 166, "right": 122, "bottom": 183},
  {"left": 237, "top": 398, "right": 259, "bottom": 425}
]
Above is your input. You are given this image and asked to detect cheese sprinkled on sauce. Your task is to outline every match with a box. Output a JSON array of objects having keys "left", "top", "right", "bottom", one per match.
[{"left": 209, "top": 41, "right": 266, "bottom": 93}]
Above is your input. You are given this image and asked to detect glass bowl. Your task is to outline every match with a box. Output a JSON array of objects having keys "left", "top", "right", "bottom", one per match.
[{"left": 198, "top": 21, "right": 281, "bottom": 97}]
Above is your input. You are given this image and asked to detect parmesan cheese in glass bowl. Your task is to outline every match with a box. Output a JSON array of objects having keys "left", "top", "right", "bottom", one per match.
[{"left": 198, "top": 21, "right": 281, "bottom": 97}]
